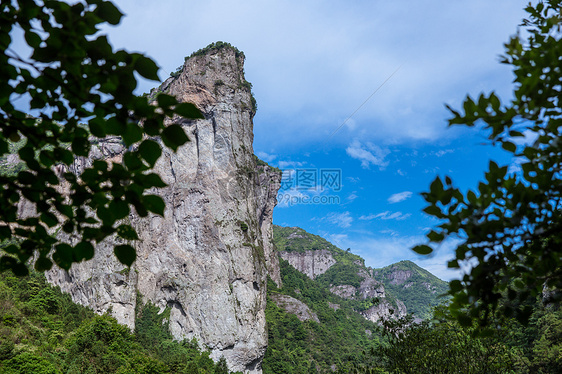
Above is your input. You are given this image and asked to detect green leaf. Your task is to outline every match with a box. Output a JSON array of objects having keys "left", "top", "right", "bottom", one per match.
[
  {"left": 412, "top": 244, "right": 433, "bottom": 255},
  {"left": 0, "top": 257, "right": 28, "bottom": 276},
  {"left": 135, "top": 55, "right": 160, "bottom": 81},
  {"left": 53, "top": 148, "right": 74, "bottom": 165},
  {"left": 24, "top": 30, "right": 42, "bottom": 49},
  {"left": 174, "top": 102, "right": 204, "bottom": 119},
  {"left": 429, "top": 177, "right": 444, "bottom": 196},
  {"left": 17, "top": 171, "right": 35, "bottom": 185},
  {"left": 72, "top": 136, "right": 90, "bottom": 157},
  {"left": 108, "top": 199, "right": 129, "bottom": 220},
  {"left": 457, "top": 314, "right": 473, "bottom": 327},
  {"left": 142, "top": 194, "right": 165, "bottom": 216},
  {"left": 116, "top": 224, "right": 139, "bottom": 240},
  {"left": 139, "top": 173, "right": 167, "bottom": 188},
  {"left": 450, "top": 280, "right": 463, "bottom": 292},
  {"left": 423, "top": 205, "right": 443, "bottom": 218},
  {"left": 89, "top": 117, "right": 107, "bottom": 137},
  {"left": 40, "top": 212, "right": 59, "bottom": 227},
  {"left": 467, "top": 190, "right": 477, "bottom": 205},
  {"left": 157, "top": 93, "right": 177, "bottom": 108},
  {"left": 427, "top": 230, "right": 445, "bottom": 242},
  {"left": 114, "top": 244, "right": 136, "bottom": 266},
  {"left": 123, "top": 151, "right": 143, "bottom": 171},
  {"left": 447, "top": 260, "right": 459, "bottom": 268},
  {"left": 161, "top": 124, "right": 189, "bottom": 151},
  {"left": 95, "top": 1, "right": 123, "bottom": 25},
  {"left": 53, "top": 243, "right": 74, "bottom": 270},
  {"left": 501, "top": 141, "right": 516, "bottom": 153},
  {"left": 35, "top": 257, "right": 53, "bottom": 272},
  {"left": 0, "top": 225, "right": 11, "bottom": 240},
  {"left": 122, "top": 122, "right": 143, "bottom": 145},
  {"left": 138, "top": 139, "right": 162, "bottom": 167},
  {"left": 75, "top": 242, "right": 95, "bottom": 261}
]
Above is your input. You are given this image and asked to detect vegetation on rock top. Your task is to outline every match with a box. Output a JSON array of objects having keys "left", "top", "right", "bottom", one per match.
[{"left": 188, "top": 41, "right": 245, "bottom": 60}]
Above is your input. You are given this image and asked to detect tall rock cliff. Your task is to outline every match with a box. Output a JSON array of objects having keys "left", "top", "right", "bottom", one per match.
[{"left": 46, "top": 44, "right": 281, "bottom": 374}]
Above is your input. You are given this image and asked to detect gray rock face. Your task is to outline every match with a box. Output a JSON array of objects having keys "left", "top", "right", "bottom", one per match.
[
  {"left": 270, "top": 294, "right": 319, "bottom": 323},
  {"left": 329, "top": 285, "right": 357, "bottom": 299},
  {"left": 328, "top": 270, "right": 385, "bottom": 301},
  {"left": 361, "top": 299, "right": 407, "bottom": 323},
  {"left": 279, "top": 250, "right": 336, "bottom": 279},
  {"left": 386, "top": 270, "right": 412, "bottom": 285},
  {"left": 278, "top": 243, "right": 405, "bottom": 323},
  {"left": 358, "top": 276, "right": 386, "bottom": 300},
  {"left": 46, "top": 47, "right": 280, "bottom": 374}
]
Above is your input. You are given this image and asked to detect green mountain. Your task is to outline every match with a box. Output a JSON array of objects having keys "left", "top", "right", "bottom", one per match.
[
  {"left": 374, "top": 260, "right": 449, "bottom": 320},
  {"left": 260, "top": 225, "right": 451, "bottom": 372},
  {"left": 272, "top": 225, "right": 448, "bottom": 320},
  {"left": 263, "top": 261, "right": 382, "bottom": 373}
]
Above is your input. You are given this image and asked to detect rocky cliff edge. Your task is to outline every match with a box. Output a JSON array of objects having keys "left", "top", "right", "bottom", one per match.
[{"left": 46, "top": 44, "right": 281, "bottom": 374}]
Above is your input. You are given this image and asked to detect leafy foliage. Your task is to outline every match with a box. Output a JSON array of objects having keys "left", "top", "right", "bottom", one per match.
[
  {"left": 372, "top": 313, "right": 519, "bottom": 373},
  {"left": 253, "top": 155, "right": 281, "bottom": 173},
  {"left": 0, "top": 0, "right": 203, "bottom": 275},
  {"left": 0, "top": 271, "right": 241, "bottom": 373},
  {"left": 188, "top": 41, "right": 245, "bottom": 60},
  {"left": 413, "top": 0, "right": 562, "bottom": 326}
]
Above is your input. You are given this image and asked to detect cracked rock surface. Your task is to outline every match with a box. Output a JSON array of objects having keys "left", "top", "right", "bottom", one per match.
[{"left": 46, "top": 46, "right": 280, "bottom": 374}]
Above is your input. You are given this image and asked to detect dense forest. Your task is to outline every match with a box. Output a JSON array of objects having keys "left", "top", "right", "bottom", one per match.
[
  {"left": 1, "top": 261, "right": 561, "bottom": 373},
  {"left": 0, "top": 271, "right": 240, "bottom": 374},
  {"left": 263, "top": 259, "right": 382, "bottom": 373}
]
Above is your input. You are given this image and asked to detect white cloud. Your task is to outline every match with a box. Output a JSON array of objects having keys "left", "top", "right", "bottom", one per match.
[
  {"left": 510, "top": 129, "right": 539, "bottom": 146},
  {"left": 380, "top": 229, "right": 399, "bottom": 237},
  {"left": 346, "top": 192, "right": 358, "bottom": 202},
  {"left": 278, "top": 160, "right": 305, "bottom": 169},
  {"left": 424, "top": 167, "right": 440, "bottom": 174},
  {"left": 346, "top": 140, "right": 389, "bottom": 169},
  {"left": 327, "top": 233, "right": 349, "bottom": 248},
  {"left": 388, "top": 191, "right": 413, "bottom": 204},
  {"left": 342, "top": 234, "right": 463, "bottom": 281},
  {"left": 359, "top": 211, "right": 411, "bottom": 221},
  {"left": 434, "top": 149, "right": 454, "bottom": 157},
  {"left": 324, "top": 211, "right": 353, "bottom": 228},
  {"left": 256, "top": 151, "right": 277, "bottom": 163},
  {"left": 94, "top": 1, "right": 526, "bottom": 148},
  {"left": 508, "top": 156, "right": 525, "bottom": 175},
  {"left": 276, "top": 188, "right": 307, "bottom": 208}
]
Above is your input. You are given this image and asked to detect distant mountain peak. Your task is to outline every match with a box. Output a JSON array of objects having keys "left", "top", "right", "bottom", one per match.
[{"left": 273, "top": 225, "right": 449, "bottom": 320}]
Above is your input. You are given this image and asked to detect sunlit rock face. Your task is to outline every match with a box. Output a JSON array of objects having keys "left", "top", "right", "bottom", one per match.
[
  {"left": 46, "top": 46, "right": 281, "bottom": 374},
  {"left": 279, "top": 250, "right": 337, "bottom": 279}
]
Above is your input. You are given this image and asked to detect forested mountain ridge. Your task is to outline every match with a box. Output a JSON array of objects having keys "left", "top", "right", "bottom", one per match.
[
  {"left": 272, "top": 225, "right": 447, "bottom": 321},
  {"left": 374, "top": 260, "right": 448, "bottom": 320}
]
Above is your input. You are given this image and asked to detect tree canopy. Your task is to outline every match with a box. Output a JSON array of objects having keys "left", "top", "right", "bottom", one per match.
[
  {"left": 0, "top": 0, "right": 203, "bottom": 275},
  {"left": 414, "top": 0, "right": 562, "bottom": 327}
]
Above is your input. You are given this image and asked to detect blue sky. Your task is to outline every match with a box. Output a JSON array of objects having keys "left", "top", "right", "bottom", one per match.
[{"left": 98, "top": 0, "right": 528, "bottom": 280}]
